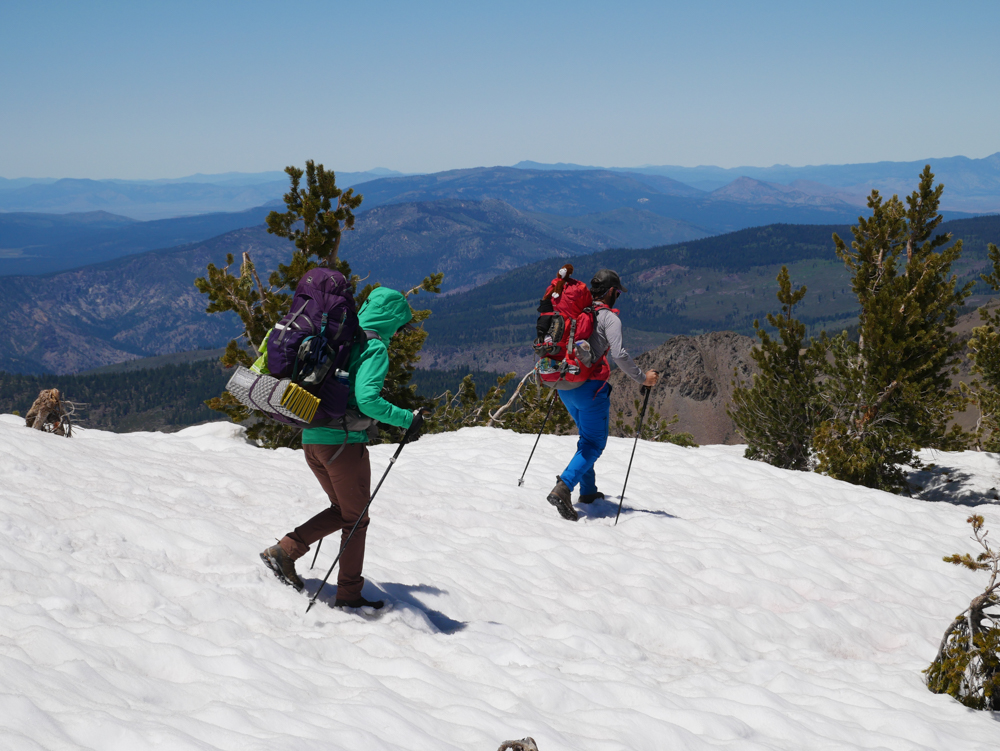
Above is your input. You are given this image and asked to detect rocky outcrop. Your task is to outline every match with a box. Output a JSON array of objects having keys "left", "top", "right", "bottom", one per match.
[{"left": 608, "top": 331, "right": 758, "bottom": 445}]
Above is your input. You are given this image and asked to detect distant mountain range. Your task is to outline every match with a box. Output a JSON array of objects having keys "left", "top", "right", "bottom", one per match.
[
  {"left": 514, "top": 153, "right": 1000, "bottom": 213},
  {"left": 0, "top": 206, "right": 274, "bottom": 276},
  {"left": 2, "top": 155, "right": 997, "bottom": 375},
  {"left": 4, "top": 213, "right": 998, "bottom": 376},
  {"left": 4, "top": 154, "right": 998, "bottom": 220},
  {"left": 4, "top": 166, "right": 906, "bottom": 280},
  {"left": 0, "top": 196, "right": 712, "bottom": 282},
  {"left": 0, "top": 168, "right": 405, "bottom": 191},
  {"left": 0, "top": 169, "right": 407, "bottom": 220},
  {"left": 0, "top": 196, "right": 707, "bottom": 373},
  {"left": 350, "top": 167, "right": 872, "bottom": 223}
]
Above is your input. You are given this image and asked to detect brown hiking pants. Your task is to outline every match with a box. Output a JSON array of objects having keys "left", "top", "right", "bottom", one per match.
[{"left": 278, "top": 443, "right": 372, "bottom": 600}]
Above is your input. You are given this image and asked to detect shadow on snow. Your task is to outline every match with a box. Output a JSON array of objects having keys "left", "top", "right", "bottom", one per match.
[
  {"left": 300, "top": 578, "right": 466, "bottom": 633},
  {"left": 908, "top": 463, "right": 1000, "bottom": 507},
  {"left": 576, "top": 495, "right": 679, "bottom": 521},
  {"left": 378, "top": 582, "right": 468, "bottom": 634}
]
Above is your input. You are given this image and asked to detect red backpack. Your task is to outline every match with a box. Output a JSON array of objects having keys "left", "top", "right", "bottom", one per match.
[{"left": 533, "top": 264, "right": 604, "bottom": 386}]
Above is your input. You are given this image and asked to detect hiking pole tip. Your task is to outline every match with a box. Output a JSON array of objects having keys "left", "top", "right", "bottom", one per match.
[
  {"left": 614, "top": 381, "right": 654, "bottom": 526},
  {"left": 517, "top": 388, "right": 558, "bottom": 486}
]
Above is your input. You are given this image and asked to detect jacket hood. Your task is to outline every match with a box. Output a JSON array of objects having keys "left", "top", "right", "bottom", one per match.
[{"left": 357, "top": 287, "right": 413, "bottom": 341}]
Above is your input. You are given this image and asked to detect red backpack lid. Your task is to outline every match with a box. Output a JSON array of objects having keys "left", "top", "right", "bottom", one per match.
[{"left": 552, "top": 278, "right": 592, "bottom": 317}]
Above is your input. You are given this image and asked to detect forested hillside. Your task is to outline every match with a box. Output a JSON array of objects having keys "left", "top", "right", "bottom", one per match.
[{"left": 416, "top": 215, "right": 1000, "bottom": 370}]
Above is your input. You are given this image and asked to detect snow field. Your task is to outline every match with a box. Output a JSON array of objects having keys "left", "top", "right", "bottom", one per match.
[{"left": 1, "top": 414, "right": 998, "bottom": 750}]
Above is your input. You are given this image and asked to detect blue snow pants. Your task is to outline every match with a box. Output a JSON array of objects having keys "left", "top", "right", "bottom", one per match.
[{"left": 558, "top": 379, "right": 611, "bottom": 495}]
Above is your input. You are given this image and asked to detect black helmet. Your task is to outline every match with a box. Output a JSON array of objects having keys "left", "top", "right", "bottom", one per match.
[{"left": 590, "top": 269, "right": 628, "bottom": 297}]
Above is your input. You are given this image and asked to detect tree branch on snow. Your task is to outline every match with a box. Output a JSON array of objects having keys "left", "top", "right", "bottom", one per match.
[
  {"left": 925, "top": 514, "right": 1000, "bottom": 710},
  {"left": 488, "top": 369, "right": 537, "bottom": 427}
]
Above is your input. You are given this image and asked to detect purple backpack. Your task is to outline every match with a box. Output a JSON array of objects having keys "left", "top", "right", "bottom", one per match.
[{"left": 266, "top": 268, "right": 359, "bottom": 426}]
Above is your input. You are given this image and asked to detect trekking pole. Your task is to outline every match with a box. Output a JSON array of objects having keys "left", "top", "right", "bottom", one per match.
[
  {"left": 305, "top": 435, "right": 409, "bottom": 613},
  {"left": 309, "top": 537, "right": 323, "bottom": 570},
  {"left": 614, "top": 381, "right": 654, "bottom": 526},
  {"left": 517, "top": 388, "right": 559, "bottom": 486}
]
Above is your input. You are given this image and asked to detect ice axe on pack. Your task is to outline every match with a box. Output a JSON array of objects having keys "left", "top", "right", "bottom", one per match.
[{"left": 614, "top": 375, "right": 657, "bottom": 526}]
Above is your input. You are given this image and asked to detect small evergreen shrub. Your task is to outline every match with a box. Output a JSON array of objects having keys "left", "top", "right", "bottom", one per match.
[
  {"left": 925, "top": 515, "right": 1000, "bottom": 710},
  {"left": 427, "top": 372, "right": 574, "bottom": 436},
  {"left": 614, "top": 401, "right": 696, "bottom": 447}
]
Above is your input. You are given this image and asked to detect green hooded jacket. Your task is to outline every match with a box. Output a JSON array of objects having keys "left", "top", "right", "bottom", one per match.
[{"left": 302, "top": 286, "right": 415, "bottom": 445}]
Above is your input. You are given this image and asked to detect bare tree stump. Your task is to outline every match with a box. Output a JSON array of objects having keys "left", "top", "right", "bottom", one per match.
[{"left": 24, "top": 388, "right": 75, "bottom": 437}]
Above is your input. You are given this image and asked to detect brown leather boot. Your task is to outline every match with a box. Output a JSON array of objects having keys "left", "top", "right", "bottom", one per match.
[
  {"left": 546, "top": 477, "right": 578, "bottom": 521},
  {"left": 260, "top": 545, "right": 304, "bottom": 591}
]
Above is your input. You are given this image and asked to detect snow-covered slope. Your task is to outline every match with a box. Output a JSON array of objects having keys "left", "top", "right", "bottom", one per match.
[{"left": 1, "top": 415, "right": 998, "bottom": 750}]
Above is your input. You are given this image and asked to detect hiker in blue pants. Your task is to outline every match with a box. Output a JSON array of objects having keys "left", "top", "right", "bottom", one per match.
[{"left": 546, "top": 270, "right": 659, "bottom": 522}]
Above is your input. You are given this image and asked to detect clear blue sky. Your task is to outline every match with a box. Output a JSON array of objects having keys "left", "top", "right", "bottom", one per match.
[{"left": 2, "top": 0, "right": 998, "bottom": 179}]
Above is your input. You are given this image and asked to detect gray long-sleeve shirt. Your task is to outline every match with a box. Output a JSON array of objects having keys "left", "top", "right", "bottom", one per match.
[{"left": 589, "top": 307, "right": 645, "bottom": 384}]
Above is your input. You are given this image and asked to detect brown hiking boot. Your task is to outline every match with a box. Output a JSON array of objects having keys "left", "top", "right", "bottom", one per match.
[
  {"left": 260, "top": 545, "right": 304, "bottom": 592},
  {"left": 547, "top": 477, "right": 578, "bottom": 521},
  {"left": 578, "top": 491, "right": 605, "bottom": 504}
]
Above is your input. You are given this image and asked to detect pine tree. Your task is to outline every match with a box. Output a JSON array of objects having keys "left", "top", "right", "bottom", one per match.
[
  {"left": 965, "top": 244, "right": 1000, "bottom": 450},
  {"left": 728, "top": 266, "right": 826, "bottom": 469},
  {"left": 194, "top": 161, "right": 441, "bottom": 448},
  {"left": 266, "top": 161, "right": 362, "bottom": 267},
  {"left": 813, "top": 166, "right": 971, "bottom": 491}
]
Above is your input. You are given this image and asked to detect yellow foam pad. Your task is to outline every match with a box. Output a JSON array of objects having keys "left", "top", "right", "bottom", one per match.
[{"left": 281, "top": 383, "right": 320, "bottom": 423}]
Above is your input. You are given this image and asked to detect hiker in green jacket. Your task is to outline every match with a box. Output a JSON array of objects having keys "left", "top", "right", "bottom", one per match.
[{"left": 260, "top": 287, "right": 428, "bottom": 609}]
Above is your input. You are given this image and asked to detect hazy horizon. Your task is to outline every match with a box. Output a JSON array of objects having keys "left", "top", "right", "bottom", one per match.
[
  {"left": 2, "top": 1, "right": 998, "bottom": 180},
  {"left": 3, "top": 151, "right": 1000, "bottom": 184}
]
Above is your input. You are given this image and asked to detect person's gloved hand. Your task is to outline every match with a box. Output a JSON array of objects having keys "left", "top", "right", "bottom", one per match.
[{"left": 404, "top": 408, "right": 433, "bottom": 441}]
